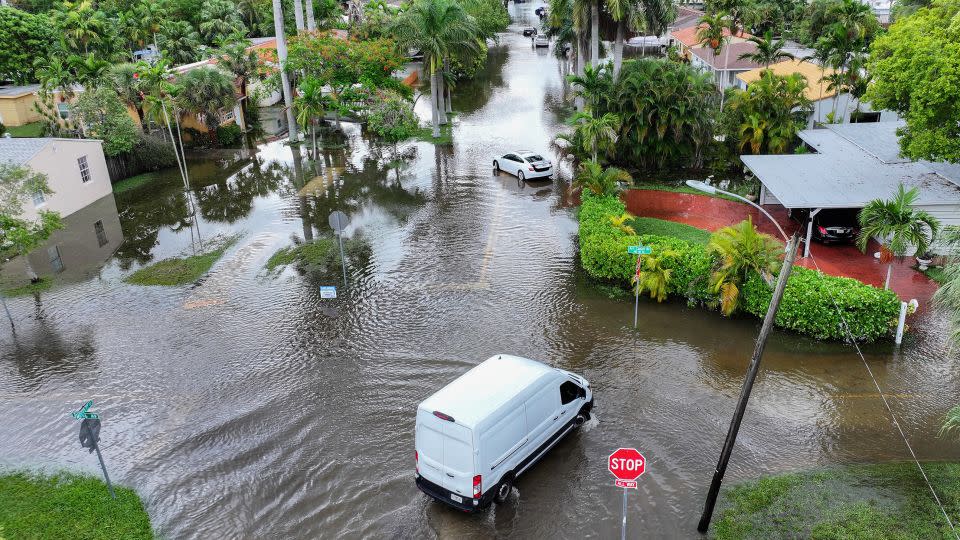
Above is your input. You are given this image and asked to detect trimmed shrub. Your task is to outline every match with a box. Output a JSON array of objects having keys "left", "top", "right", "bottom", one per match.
[
  {"left": 578, "top": 193, "right": 901, "bottom": 341},
  {"left": 216, "top": 124, "right": 243, "bottom": 147}
]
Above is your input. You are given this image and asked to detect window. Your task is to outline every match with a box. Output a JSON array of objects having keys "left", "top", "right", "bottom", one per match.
[
  {"left": 48, "top": 246, "right": 64, "bottom": 273},
  {"left": 32, "top": 190, "right": 45, "bottom": 207},
  {"left": 94, "top": 220, "right": 108, "bottom": 247},
  {"left": 57, "top": 102, "right": 71, "bottom": 119},
  {"left": 559, "top": 381, "right": 582, "bottom": 405},
  {"left": 78, "top": 156, "right": 91, "bottom": 183}
]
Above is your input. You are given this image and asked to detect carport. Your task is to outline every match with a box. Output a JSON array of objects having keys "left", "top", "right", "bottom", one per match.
[{"left": 741, "top": 122, "right": 960, "bottom": 257}]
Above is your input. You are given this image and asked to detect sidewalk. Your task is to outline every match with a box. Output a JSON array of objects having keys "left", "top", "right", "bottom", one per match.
[{"left": 621, "top": 189, "right": 939, "bottom": 306}]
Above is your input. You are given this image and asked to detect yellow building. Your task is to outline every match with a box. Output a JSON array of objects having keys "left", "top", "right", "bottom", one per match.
[{"left": 0, "top": 84, "right": 43, "bottom": 127}]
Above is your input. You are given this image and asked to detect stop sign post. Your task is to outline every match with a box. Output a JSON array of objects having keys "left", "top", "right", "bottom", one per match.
[{"left": 609, "top": 448, "right": 646, "bottom": 540}]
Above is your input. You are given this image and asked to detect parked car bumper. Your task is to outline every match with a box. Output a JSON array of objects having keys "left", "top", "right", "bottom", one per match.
[
  {"left": 415, "top": 475, "right": 492, "bottom": 513},
  {"left": 525, "top": 169, "right": 553, "bottom": 180}
]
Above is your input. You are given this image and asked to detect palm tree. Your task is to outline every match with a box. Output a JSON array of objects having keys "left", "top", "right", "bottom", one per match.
[
  {"left": 390, "top": 0, "right": 480, "bottom": 138},
  {"left": 295, "top": 77, "right": 328, "bottom": 155},
  {"left": 739, "top": 30, "right": 794, "bottom": 68},
  {"left": 56, "top": 0, "right": 107, "bottom": 54},
  {"left": 606, "top": 0, "right": 633, "bottom": 78},
  {"left": 217, "top": 40, "right": 261, "bottom": 131},
  {"left": 68, "top": 53, "right": 111, "bottom": 86},
  {"left": 857, "top": 185, "right": 940, "bottom": 290},
  {"left": 569, "top": 111, "right": 620, "bottom": 161},
  {"left": 174, "top": 67, "right": 238, "bottom": 146},
  {"left": 572, "top": 0, "right": 592, "bottom": 107},
  {"left": 199, "top": 0, "right": 249, "bottom": 45},
  {"left": 158, "top": 21, "right": 203, "bottom": 65},
  {"left": 801, "top": 40, "right": 832, "bottom": 124},
  {"left": 567, "top": 63, "right": 611, "bottom": 111},
  {"left": 573, "top": 160, "right": 631, "bottom": 196},
  {"left": 942, "top": 405, "right": 960, "bottom": 439},
  {"left": 633, "top": 250, "right": 679, "bottom": 302},
  {"left": 697, "top": 13, "right": 730, "bottom": 96},
  {"left": 708, "top": 217, "right": 783, "bottom": 315},
  {"left": 109, "top": 63, "right": 148, "bottom": 131}
]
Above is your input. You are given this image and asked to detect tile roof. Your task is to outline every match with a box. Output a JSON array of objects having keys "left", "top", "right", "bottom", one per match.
[
  {"left": 736, "top": 59, "right": 838, "bottom": 101},
  {"left": 672, "top": 24, "right": 751, "bottom": 49},
  {"left": 669, "top": 6, "right": 704, "bottom": 30},
  {"left": 689, "top": 42, "right": 764, "bottom": 71},
  {"left": 0, "top": 138, "right": 49, "bottom": 166}
]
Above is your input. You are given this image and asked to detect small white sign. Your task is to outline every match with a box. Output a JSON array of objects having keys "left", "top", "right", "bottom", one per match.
[{"left": 320, "top": 286, "right": 337, "bottom": 299}]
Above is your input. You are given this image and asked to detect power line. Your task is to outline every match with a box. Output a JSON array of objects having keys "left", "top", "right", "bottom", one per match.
[{"left": 804, "top": 251, "right": 959, "bottom": 540}]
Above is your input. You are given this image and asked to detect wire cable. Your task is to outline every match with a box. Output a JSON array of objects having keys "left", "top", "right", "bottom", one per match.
[{"left": 804, "top": 248, "right": 959, "bottom": 539}]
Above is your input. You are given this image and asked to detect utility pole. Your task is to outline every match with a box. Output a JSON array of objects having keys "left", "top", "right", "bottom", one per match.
[
  {"left": 698, "top": 232, "right": 801, "bottom": 533},
  {"left": 273, "top": 0, "right": 300, "bottom": 142}
]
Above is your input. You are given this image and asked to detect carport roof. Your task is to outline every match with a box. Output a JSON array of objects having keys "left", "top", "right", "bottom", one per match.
[{"left": 741, "top": 122, "right": 960, "bottom": 209}]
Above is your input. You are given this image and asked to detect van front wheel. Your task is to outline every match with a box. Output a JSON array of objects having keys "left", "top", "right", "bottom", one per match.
[{"left": 494, "top": 476, "right": 513, "bottom": 504}]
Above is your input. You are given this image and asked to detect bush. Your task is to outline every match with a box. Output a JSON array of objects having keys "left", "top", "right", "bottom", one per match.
[
  {"left": 578, "top": 193, "right": 901, "bottom": 341},
  {"left": 216, "top": 123, "right": 243, "bottom": 147},
  {"left": 129, "top": 134, "right": 177, "bottom": 171}
]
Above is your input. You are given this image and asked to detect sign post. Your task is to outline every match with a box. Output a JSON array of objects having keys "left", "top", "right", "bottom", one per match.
[
  {"left": 627, "top": 244, "right": 652, "bottom": 328},
  {"left": 609, "top": 448, "right": 646, "bottom": 540},
  {"left": 72, "top": 401, "right": 115, "bottom": 499},
  {"left": 328, "top": 211, "right": 350, "bottom": 286}
]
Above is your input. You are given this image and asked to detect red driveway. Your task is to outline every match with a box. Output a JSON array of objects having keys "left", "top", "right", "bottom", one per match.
[{"left": 621, "top": 190, "right": 939, "bottom": 306}]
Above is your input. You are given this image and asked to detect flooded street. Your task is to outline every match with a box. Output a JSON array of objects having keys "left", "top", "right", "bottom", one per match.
[{"left": 2, "top": 5, "right": 960, "bottom": 539}]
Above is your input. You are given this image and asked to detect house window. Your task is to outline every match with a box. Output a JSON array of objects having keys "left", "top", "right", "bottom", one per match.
[
  {"left": 57, "top": 102, "right": 71, "bottom": 119},
  {"left": 32, "top": 190, "right": 45, "bottom": 207},
  {"left": 48, "top": 245, "right": 63, "bottom": 273},
  {"left": 78, "top": 156, "right": 91, "bottom": 183},
  {"left": 94, "top": 219, "right": 108, "bottom": 247}
]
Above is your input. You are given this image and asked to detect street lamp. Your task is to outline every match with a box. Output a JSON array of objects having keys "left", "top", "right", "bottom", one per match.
[
  {"left": 685, "top": 180, "right": 789, "bottom": 242},
  {"left": 685, "top": 178, "right": 801, "bottom": 533}
]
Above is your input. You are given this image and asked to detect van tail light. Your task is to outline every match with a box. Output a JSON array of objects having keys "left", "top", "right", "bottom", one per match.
[
  {"left": 818, "top": 225, "right": 827, "bottom": 235},
  {"left": 415, "top": 451, "right": 419, "bottom": 474},
  {"left": 473, "top": 475, "right": 482, "bottom": 499}
]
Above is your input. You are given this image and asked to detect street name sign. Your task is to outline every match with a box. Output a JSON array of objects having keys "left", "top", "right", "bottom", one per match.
[
  {"left": 320, "top": 286, "right": 337, "bottom": 299},
  {"left": 627, "top": 245, "right": 652, "bottom": 255}
]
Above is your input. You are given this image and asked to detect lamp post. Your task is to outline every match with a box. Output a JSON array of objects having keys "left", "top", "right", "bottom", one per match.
[
  {"left": 685, "top": 180, "right": 789, "bottom": 242},
  {"left": 686, "top": 179, "right": 800, "bottom": 533}
]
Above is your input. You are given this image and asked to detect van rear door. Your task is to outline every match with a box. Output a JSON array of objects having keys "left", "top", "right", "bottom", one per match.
[{"left": 416, "top": 409, "right": 475, "bottom": 497}]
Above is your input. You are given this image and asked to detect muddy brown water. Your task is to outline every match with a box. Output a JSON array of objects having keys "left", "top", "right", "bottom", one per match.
[{"left": 2, "top": 4, "right": 959, "bottom": 538}]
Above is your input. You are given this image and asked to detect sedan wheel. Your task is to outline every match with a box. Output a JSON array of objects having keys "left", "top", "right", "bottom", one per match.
[
  {"left": 517, "top": 170, "right": 525, "bottom": 181},
  {"left": 493, "top": 160, "right": 500, "bottom": 171}
]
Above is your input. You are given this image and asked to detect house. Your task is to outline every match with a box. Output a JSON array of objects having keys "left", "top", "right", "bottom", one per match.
[
  {"left": 689, "top": 42, "right": 764, "bottom": 91},
  {"left": 0, "top": 137, "right": 122, "bottom": 284},
  {"left": 735, "top": 59, "right": 900, "bottom": 127},
  {"left": 742, "top": 121, "right": 960, "bottom": 254},
  {"left": 0, "top": 138, "right": 113, "bottom": 221},
  {"left": 0, "top": 84, "right": 42, "bottom": 127}
]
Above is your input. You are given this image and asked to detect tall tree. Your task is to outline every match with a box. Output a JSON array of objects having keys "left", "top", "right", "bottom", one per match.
[
  {"left": 0, "top": 6, "right": 53, "bottom": 84},
  {"left": 857, "top": 185, "right": 940, "bottom": 290},
  {"left": 738, "top": 30, "right": 795, "bottom": 68},
  {"left": 217, "top": 40, "right": 261, "bottom": 131},
  {"left": 158, "top": 20, "right": 203, "bottom": 65},
  {"left": 697, "top": 12, "right": 731, "bottom": 96},
  {"left": 109, "top": 63, "right": 148, "bottom": 131},
  {"left": 174, "top": 66, "right": 238, "bottom": 145},
  {"left": 390, "top": 0, "right": 480, "bottom": 137},
  {"left": 568, "top": 111, "right": 621, "bottom": 161},
  {"left": 294, "top": 77, "right": 328, "bottom": 154},
  {"left": 199, "top": 0, "right": 248, "bottom": 45},
  {"left": 866, "top": 0, "right": 960, "bottom": 163}
]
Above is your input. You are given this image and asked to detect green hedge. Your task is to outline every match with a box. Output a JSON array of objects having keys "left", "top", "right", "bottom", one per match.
[{"left": 578, "top": 193, "right": 902, "bottom": 341}]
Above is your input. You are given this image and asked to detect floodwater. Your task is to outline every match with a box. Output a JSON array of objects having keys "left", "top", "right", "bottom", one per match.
[{"left": 2, "top": 4, "right": 960, "bottom": 539}]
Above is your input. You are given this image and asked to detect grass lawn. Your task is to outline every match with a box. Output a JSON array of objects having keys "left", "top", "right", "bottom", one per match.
[
  {"left": 627, "top": 217, "right": 712, "bottom": 245},
  {"left": 113, "top": 172, "right": 160, "bottom": 194},
  {"left": 3, "top": 277, "right": 54, "bottom": 297},
  {"left": 266, "top": 236, "right": 371, "bottom": 275},
  {"left": 923, "top": 266, "right": 948, "bottom": 285},
  {"left": 0, "top": 471, "right": 152, "bottom": 540},
  {"left": 124, "top": 237, "right": 237, "bottom": 286},
  {"left": 415, "top": 124, "right": 453, "bottom": 145},
  {"left": 712, "top": 462, "right": 960, "bottom": 539},
  {"left": 6, "top": 121, "right": 45, "bottom": 138}
]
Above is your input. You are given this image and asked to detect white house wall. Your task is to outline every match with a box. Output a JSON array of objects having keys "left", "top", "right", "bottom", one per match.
[{"left": 20, "top": 139, "right": 112, "bottom": 222}]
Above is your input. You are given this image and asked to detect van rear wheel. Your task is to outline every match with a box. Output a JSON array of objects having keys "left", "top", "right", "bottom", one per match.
[{"left": 494, "top": 476, "right": 513, "bottom": 504}]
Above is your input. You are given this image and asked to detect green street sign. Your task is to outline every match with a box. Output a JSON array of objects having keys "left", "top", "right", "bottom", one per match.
[
  {"left": 628, "top": 245, "right": 652, "bottom": 255},
  {"left": 71, "top": 400, "right": 100, "bottom": 420}
]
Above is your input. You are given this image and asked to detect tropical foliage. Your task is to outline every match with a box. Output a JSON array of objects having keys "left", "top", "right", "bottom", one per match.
[
  {"left": 573, "top": 160, "right": 631, "bottom": 196},
  {"left": 73, "top": 87, "right": 142, "bottom": 156},
  {"left": 721, "top": 71, "right": 811, "bottom": 155},
  {"left": 578, "top": 194, "right": 900, "bottom": 340},
  {"left": 739, "top": 30, "right": 794, "bottom": 67},
  {"left": 0, "top": 7, "right": 52, "bottom": 84},
  {"left": 174, "top": 66, "right": 238, "bottom": 145},
  {"left": 707, "top": 217, "right": 783, "bottom": 315},
  {"left": 866, "top": 0, "right": 960, "bottom": 163},
  {"left": 0, "top": 165, "right": 64, "bottom": 283},
  {"left": 633, "top": 250, "right": 680, "bottom": 303},
  {"left": 857, "top": 185, "right": 940, "bottom": 289}
]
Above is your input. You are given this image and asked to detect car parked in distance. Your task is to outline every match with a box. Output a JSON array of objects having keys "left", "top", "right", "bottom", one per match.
[
  {"left": 789, "top": 208, "right": 860, "bottom": 244},
  {"left": 522, "top": 27, "right": 537, "bottom": 37},
  {"left": 494, "top": 151, "right": 553, "bottom": 181},
  {"left": 534, "top": 34, "right": 549, "bottom": 48},
  {"left": 415, "top": 355, "right": 594, "bottom": 512}
]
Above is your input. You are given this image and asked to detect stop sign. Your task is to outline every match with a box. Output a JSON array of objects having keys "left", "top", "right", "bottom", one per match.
[{"left": 608, "top": 448, "right": 646, "bottom": 481}]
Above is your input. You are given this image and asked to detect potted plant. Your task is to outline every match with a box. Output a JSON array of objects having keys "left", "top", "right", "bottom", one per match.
[{"left": 916, "top": 251, "right": 934, "bottom": 271}]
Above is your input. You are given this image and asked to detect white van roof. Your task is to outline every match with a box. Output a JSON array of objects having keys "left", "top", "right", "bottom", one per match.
[{"left": 419, "top": 355, "right": 556, "bottom": 428}]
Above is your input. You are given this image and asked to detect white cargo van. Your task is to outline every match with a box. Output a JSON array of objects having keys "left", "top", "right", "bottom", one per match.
[{"left": 415, "top": 354, "right": 594, "bottom": 512}]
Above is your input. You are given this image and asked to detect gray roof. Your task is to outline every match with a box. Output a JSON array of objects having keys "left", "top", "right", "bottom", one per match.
[
  {"left": 742, "top": 122, "right": 960, "bottom": 209},
  {"left": 0, "top": 138, "right": 50, "bottom": 166},
  {"left": 689, "top": 42, "right": 765, "bottom": 71},
  {"left": 0, "top": 84, "right": 40, "bottom": 98}
]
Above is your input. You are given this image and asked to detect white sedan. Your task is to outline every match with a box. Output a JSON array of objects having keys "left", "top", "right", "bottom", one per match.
[{"left": 493, "top": 151, "right": 554, "bottom": 181}]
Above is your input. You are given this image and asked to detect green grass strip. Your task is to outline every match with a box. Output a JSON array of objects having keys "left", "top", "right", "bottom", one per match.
[
  {"left": 124, "top": 237, "right": 238, "bottom": 286},
  {"left": 3, "top": 277, "right": 54, "bottom": 297},
  {"left": 113, "top": 172, "right": 160, "bottom": 194},
  {"left": 712, "top": 462, "right": 960, "bottom": 539},
  {"left": 627, "top": 217, "right": 712, "bottom": 245},
  {"left": 0, "top": 471, "right": 153, "bottom": 540},
  {"left": 6, "top": 121, "right": 45, "bottom": 138}
]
